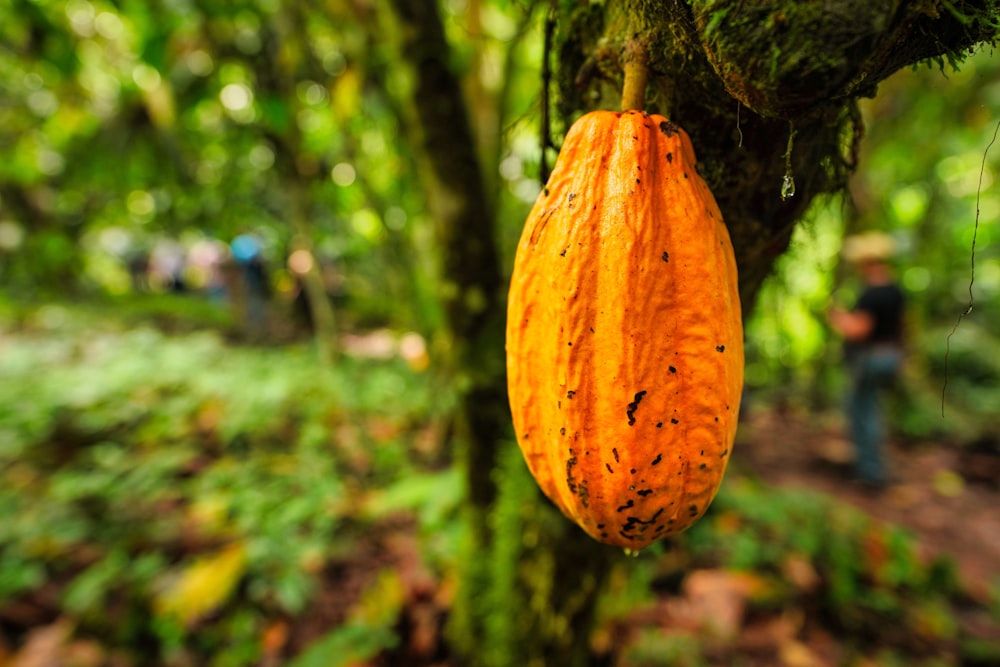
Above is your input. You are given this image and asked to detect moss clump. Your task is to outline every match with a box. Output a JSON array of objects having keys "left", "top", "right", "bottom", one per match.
[
  {"left": 693, "top": 0, "right": 891, "bottom": 117},
  {"left": 692, "top": 0, "right": 1000, "bottom": 119}
]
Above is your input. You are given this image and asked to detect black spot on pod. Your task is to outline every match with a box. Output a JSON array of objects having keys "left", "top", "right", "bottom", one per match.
[
  {"left": 689, "top": 504, "right": 699, "bottom": 517},
  {"left": 662, "top": 251, "right": 669, "bottom": 263},
  {"left": 651, "top": 453, "right": 663, "bottom": 466},
  {"left": 659, "top": 120, "right": 679, "bottom": 137},
  {"left": 565, "top": 456, "right": 578, "bottom": 493},
  {"left": 617, "top": 499, "right": 635, "bottom": 513},
  {"left": 637, "top": 489, "right": 653, "bottom": 497},
  {"left": 577, "top": 479, "right": 590, "bottom": 508},
  {"left": 626, "top": 390, "right": 647, "bottom": 426},
  {"left": 606, "top": 463, "right": 614, "bottom": 474},
  {"left": 625, "top": 508, "right": 665, "bottom": 528},
  {"left": 566, "top": 390, "right": 576, "bottom": 399},
  {"left": 612, "top": 447, "right": 620, "bottom": 463},
  {"left": 656, "top": 422, "right": 663, "bottom": 428},
  {"left": 716, "top": 345, "right": 726, "bottom": 352},
  {"left": 666, "top": 152, "right": 673, "bottom": 163},
  {"left": 669, "top": 366, "right": 676, "bottom": 373}
]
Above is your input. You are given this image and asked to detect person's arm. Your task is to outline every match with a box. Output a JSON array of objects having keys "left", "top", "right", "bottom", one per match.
[{"left": 828, "top": 306, "right": 874, "bottom": 342}]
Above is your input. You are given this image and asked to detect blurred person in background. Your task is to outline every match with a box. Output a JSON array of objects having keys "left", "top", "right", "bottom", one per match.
[
  {"left": 149, "top": 239, "right": 188, "bottom": 292},
  {"left": 828, "top": 232, "right": 906, "bottom": 489},
  {"left": 230, "top": 233, "right": 271, "bottom": 337}
]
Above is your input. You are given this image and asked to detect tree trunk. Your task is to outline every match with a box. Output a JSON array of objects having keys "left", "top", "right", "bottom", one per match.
[
  {"left": 381, "top": 0, "right": 512, "bottom": 657},
  {"left": 288, "top": 181, "right": 339, "bottom": 365},
  {"left": 383, "top": 0, "right": 507, "bottom": 503}
]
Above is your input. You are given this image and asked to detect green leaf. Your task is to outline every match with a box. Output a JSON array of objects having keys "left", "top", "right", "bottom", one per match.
[{"left": 287, "top": 622, "right": 398, "bottom": 667}]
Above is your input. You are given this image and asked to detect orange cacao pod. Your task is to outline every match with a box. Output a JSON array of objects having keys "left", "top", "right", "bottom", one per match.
[{"left": 505, "top": 110, "right": 744, "bottom": 549}]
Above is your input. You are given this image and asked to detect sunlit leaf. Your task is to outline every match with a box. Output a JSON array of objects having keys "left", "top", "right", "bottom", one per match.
[{"left": 154, "top": 542, "right": 247, "bottom": 626}]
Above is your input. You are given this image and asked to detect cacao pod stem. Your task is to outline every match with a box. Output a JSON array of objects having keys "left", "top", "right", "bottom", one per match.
[{"left": 621, "top": 38, "right": 649, "bottom": 112}]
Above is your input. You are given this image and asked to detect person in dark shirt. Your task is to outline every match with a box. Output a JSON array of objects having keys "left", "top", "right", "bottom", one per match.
[{"left": 828, "top": 232, "right": 905, "bottom": 488}]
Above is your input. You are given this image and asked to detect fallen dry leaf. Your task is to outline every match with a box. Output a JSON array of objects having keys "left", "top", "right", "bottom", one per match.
[
  {"left": 665, "top": 569, "right": 767, "bottom": 641},
  {"left": 11, "top": 618, "right": 72, "bottom": 667}
]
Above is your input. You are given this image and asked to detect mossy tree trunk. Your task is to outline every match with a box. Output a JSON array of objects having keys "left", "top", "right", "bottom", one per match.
[
  {"left": 382, "top": 0, "right": 507, "bottom": 510},
  {"left": 380, "top": 1, "right": 623, "bottom": 664},
  {"left": 375, "top": 0, "right": 1000, "bottom": 664},
  {"left": 377, "top": 2, "right": 512, "bottom": 658}
]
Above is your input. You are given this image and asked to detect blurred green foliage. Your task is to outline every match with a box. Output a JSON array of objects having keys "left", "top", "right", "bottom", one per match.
[
  {"left": 0, "top": 304, "right": 439, "bottom": 663},
  {"left": 3, "top": 0, "right": 1000, "bottom": 664},
  {"left": 744, "top": 51, "right": 1000, "bottom": 440}
]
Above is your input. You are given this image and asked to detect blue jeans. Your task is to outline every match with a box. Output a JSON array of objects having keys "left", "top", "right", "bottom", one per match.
[{"left": 847, "top": 347, "right": 902, "bottom": 484}]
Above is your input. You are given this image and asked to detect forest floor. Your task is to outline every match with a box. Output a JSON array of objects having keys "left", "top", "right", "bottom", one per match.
[
  {"left": 301, "top": 405, "right": 1000, "bottom": 666},
  {"left": 731, "top": 406, "right": 1000, "bottom": 603},
  {"left": 4, "top": 311, "right": 999, "bottom": 666}
]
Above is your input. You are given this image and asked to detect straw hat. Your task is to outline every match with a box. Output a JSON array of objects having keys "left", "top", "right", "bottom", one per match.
[{"left": 842, "top": 231, "right": 896, "bottom": 264}]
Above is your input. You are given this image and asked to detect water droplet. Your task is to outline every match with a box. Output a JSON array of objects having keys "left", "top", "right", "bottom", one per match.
[
  {"left": 623, "top": 547, "right": 641, "bottom": 558},
  {"left": 781, "top": 173, "right": 796, "bottom": 200}
]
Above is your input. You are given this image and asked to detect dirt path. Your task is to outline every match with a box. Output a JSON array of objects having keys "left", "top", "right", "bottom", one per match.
[{"left": 731, "top": 409, "right": 1000, "bottom": 602}]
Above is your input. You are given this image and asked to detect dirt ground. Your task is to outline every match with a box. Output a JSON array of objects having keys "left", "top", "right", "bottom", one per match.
[{"left": 731, "top": 407, "right": 1000, "bottom": 603}]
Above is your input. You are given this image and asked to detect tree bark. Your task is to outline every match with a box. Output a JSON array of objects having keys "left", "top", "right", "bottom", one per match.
[
  {"left": 384, "top": 0, "right": 507, "bottom": 509},
  {"left": 382, "top": 0, "right": 513, "bottom": 657}
]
